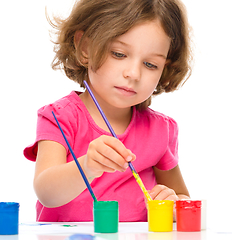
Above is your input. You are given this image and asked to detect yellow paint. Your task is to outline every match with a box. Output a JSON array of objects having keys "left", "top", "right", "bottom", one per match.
[
  {"left": 148, "top": 200, "right": 174, "bottom": 232},
  {"left": 132, "top": 171, "right": 152, "bottom": 201}
]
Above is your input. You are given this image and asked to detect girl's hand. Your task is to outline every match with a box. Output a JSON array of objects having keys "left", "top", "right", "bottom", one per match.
[
  {"left": 145, "top": 185, "right": 178, "bottom": 222},
  {"left": 83, "top": 135, "right": 136, "bottom": 179},
  {"left": 145, "top": 185, "right": 179, "bottom": 221},
  {"left": 146, "top": 185, "right": 189, "bottom": 222},
  {"left": 148, "top": 184, "right": 179, "bottom": 201},
  {"left": 144, "top": 185, "right": 178, "bottom": 210}
]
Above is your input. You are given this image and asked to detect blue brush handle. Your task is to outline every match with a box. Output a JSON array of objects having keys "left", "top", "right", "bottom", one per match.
[{"left": 52, "top": 111, "right": 97, "bottom": 202}]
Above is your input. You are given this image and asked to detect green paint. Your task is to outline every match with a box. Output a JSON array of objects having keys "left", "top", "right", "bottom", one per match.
[
  {"left": 92, "top": 194, "right": 97, "bottom": 202},
  {"left": 61, "top": 224, "right": 78, "bottom": 227},
  {"left": 93, "top": 201, "right": 118, "bottom": 233}
]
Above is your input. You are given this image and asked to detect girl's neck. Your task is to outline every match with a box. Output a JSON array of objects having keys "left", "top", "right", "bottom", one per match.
[{"left": 79, "top": 91, "right": 133, "bottom": 135}]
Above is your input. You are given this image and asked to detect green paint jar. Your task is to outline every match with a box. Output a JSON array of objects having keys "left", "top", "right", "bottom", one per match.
[{"left": 93, "top": 201, "right": 118, "bottom": 233}]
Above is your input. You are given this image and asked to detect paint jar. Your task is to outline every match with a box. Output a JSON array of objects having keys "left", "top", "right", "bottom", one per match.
[
  {"left": 148, "top": 200, "right": 174, "bottom": 232},
  {"left": 0, "top": 202, "right": 20, "bottom": 235},
  {"left": 93, "top": 201, "right": 118, "bottom": 233},
  {"left": 176, "top": 200, "right": 201, "bottom": 232}
]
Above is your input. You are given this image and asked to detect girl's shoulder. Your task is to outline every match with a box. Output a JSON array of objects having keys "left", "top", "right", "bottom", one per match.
[
  {"left": 35, "top": 91, "right": 89, "bottom": 143},
  {"left": 39, "top": 91, "right": 82, "bottom": 111},
  {"left": 24, "top": 91, "right": 83, "bottom": 162},
  {"left": 37, "top": 91, "right": 85, "bottom": 120}
]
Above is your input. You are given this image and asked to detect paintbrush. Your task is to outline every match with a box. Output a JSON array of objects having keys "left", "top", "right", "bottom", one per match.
[
  {"left": 83, "top": 80, "right": 152, "bottom": 201},
  {"left": 52, "top": 111, "right": 97, "bottom": 202}
]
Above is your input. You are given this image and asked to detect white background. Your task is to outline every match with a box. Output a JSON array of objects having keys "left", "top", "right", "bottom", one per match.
[{"left": 0, "top": 0, "right": 231, "bottom": 230}]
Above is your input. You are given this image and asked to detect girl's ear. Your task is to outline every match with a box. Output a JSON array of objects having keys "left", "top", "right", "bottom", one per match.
[{"left": 74, "top": 30, "right": 89, "bottom": 63}]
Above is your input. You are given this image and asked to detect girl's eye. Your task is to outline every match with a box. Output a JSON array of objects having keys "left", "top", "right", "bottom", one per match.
[
  {"left": 144, "top": 62, "right": 158, "bottom": 69},
  {"left": 111, "top": 51, "right": 126, "bottom": 58}
]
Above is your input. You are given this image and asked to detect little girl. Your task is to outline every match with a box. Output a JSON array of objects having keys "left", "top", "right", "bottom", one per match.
[{"left": 24, "top": 0, "right": 192, "bottom": 222}]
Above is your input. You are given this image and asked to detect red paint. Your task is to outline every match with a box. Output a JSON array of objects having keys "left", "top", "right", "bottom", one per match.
[{"left": 176, "top": 200, "right": 201, "bottom": 232}]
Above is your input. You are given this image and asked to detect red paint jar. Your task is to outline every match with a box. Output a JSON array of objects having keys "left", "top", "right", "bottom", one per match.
[{"left": 176, "top": 200, "right": 201, "bottom": 232}]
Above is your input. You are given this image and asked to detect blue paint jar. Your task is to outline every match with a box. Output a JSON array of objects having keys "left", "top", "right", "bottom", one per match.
[{"left": 0, "top": 202, "right": 19, "bottom": 235}]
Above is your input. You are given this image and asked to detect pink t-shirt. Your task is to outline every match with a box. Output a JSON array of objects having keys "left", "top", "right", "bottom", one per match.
[{"left": 24, "top": 91, "right": 179, "bottom": 222}]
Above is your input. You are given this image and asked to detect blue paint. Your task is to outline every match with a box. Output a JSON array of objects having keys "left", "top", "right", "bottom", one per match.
[
  {"left": 65, "top": 234, "right": 96, "bottom": 240},
  {"left": 20, "top": 223, "right": 52, "bottom": 226}
]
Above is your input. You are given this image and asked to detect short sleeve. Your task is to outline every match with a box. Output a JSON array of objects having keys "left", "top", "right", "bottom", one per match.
[
  {"left": 155, "top": 117, "right": 179, "bottom": 170},
  {"left": 23, "top": 99, "right": 76, "bottom": 162}
]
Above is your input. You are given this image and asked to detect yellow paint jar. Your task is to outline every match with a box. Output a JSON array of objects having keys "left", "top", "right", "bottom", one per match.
[{"left": 148, "top": 200, "right": 174, "bottom": 232}]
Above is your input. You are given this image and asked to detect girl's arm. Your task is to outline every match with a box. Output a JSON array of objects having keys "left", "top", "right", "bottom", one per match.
[
  {"left": 33, "top": 140, "right": 89, "bottom": 208},
  {"left": 151, "top": 165, "right": 190, "bottom": 200},
  {"left": 34, "top": 136, "right": 135, "bottom": 208},
  {"left": 148, "top": 165, "right": 190, "bottom": 221}
]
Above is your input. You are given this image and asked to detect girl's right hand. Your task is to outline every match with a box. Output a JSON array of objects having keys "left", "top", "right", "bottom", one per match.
[{"left": 83, "top": 135, "right": 136, "bottom": 179}]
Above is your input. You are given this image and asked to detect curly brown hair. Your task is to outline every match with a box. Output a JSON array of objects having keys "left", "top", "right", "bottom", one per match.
[{"left": 49, "top": 0, "right": 193, "bottom": 110}]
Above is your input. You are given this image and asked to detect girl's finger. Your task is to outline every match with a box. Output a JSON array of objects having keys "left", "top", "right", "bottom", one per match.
[
  {"left": 89, "top": 141, "right": 128, "bottom": 170},
  {"left": 93, "top": 149, "right": 128, "bottom": 172},
  {"left": 149, "top": 185, "right": 177, "bottom": 200},
  {"left": 101, "top": 135, "right": 135, "bottom": 162},
  {"left": 154, "top": 188, "right": 176, "bottom": 200},
  {"left": 149, "top": 185, "right": 167, "bottom": 199}
]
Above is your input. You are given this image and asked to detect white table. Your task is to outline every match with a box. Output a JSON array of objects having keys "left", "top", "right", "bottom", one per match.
[{"left": 0, "top": 222, "right": 231, "bottom": 240}]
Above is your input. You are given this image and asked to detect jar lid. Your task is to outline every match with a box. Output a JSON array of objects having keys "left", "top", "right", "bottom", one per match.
[
  {"left": 148, "top": 200, "right": 174, "bottom": 209},
  {"left": 93, "top": 201, "right": 118, "bottom": 210},
  {"left": 0, "top": 202, "right": 20, "bottom": 210},
  {"left": 176, "top": 200, "right": 201, "bottom": 209}
]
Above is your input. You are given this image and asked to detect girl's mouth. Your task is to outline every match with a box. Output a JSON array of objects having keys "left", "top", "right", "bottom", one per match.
[{"left": 114, "top": 86, "right": 137, "bottom": 96}]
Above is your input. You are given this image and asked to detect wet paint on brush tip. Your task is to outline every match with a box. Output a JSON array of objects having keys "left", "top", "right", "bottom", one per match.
[{"left": 132, "top": 171, "right": 152, "bottom": 201}]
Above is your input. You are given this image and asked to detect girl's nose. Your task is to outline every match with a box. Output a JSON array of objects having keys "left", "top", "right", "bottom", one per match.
[{"left": 123, "top": 60, "right": 141, "bottom": 81}]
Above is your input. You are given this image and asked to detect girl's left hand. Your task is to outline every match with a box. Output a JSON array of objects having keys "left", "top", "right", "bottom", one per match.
[
  {"left": 146, "top": 184, "right": 180, "bottom": 222},
  {"left": 148, "top": 184, "right": 179, "bottom": 201}
]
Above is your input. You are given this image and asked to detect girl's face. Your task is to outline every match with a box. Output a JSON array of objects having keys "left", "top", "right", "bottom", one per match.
[{"left": 88, "top": 20, "right": 171, "bottom": 111}]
